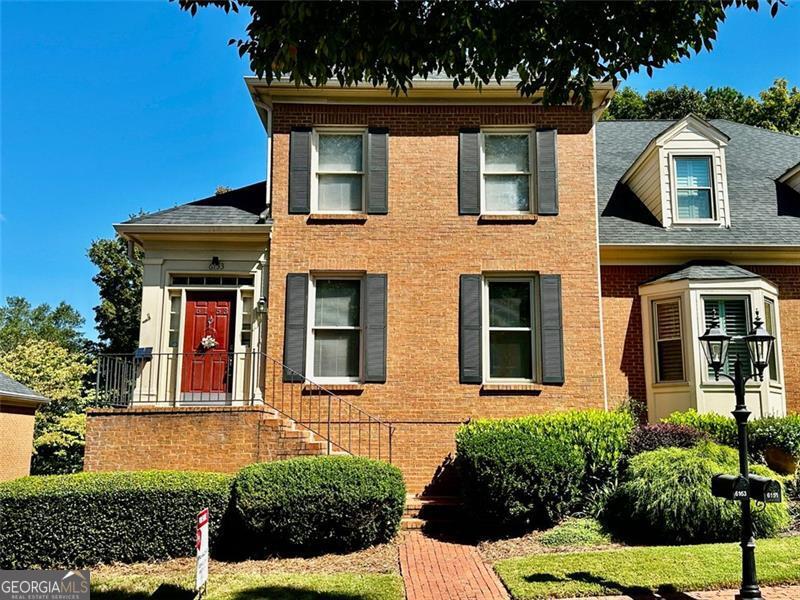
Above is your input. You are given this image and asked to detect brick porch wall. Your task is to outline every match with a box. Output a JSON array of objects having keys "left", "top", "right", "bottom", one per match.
[
  {"left": 267, "top": 103, "right": 607, "bottom": 493},
  {"left": 600, "top": 265, "right": 800, "bottom": 415},
  {"left": 84, "top": 406, "right": 327, "bottom": 473}
]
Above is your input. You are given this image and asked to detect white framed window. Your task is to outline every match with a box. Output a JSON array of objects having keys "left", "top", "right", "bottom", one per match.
[
  {"left": 702, "top": 296, "right": 752, "bottom": 379},
  {"left": 482, "top": 277, "right": 536, "bottom": 382},
  {"left": 168, "top": 293, "right": 182, "bottom": 348},
  {"left": 308, "top": 277, "right": 362, "bottom": 382},
  {"left": 764, "top": 298, "right": 779, "bottom": 383},
  {"left": 312, "top": 129, "right": 366, "bottom": 213},
  {"left": 480, "top": 131, "right": 534, "bottom": 214},
  {"left": 652, "top": 299, "right": 685, "bottom": 383},
  {"left": 240, "top": 294, "right": 253, "bottom": 347},
  {"left": 673, "top": 156, "right": 715, "bottom": 221}
]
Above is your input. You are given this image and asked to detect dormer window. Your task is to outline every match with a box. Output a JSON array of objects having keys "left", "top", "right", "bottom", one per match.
[{"left": 674, "top": 156, "right": 715, "bottom": 221}]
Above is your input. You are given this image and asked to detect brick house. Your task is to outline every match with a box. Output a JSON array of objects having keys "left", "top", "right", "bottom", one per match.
[
  {"left": 85, "top": 79, "right": 800, "bottom": 493},
  {"left": 0, "top": 372, "right": 49, "bottom": 481}
]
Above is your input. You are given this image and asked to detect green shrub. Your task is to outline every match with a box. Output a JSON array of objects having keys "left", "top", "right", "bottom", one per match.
[
  {"left": 455, "top": 420, "right": 586, "bottom": 532},
  {"left": 539, "top": 518, "right": 611, "bottom": 548},
  {"left": 749, "top": 415, "right": 800, "bottom": 464},
  {"left": 663, "top": 410, "right": 738, "bottom": 447},
  {"left": 0, "top": 471, "right": 233, "bottom": 569},
  {"left": 233, "top": 456, "right": 405, "bottom": 553},
  {"left": 606, "top": 442, "right": 790, "bottom": 545}
]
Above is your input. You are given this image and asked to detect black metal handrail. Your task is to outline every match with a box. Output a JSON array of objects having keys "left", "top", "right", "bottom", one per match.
[{"left": 95, "top": 350, "right": 395, "bottom": 463}]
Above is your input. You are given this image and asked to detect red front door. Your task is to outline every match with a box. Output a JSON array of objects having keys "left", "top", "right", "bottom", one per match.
[{"left": 181, "top": 292, "right": 235, "bottom": 400}]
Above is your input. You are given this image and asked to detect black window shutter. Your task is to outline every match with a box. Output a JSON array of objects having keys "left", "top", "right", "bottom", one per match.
[
  {"left": 289, "top": 128, "right": 312, "bottom": 214},
  {"left": 364, "top": 274, "right": 388, "bottom": 382},
  {"left": 459, "top": 274, "right": 482, "bottom": 383},
  {"left": 536, "top": 129, "right": 559, "bottom": 216},
  {"left": 283, "top": 273, "right": 308, "bottom": 382},
  {"left": 459, "top": 129, "right": 480, "bottom": 215},
  {"left": 367, "top": 128, "right": 389, "bottom": 214},
  {"left": 539, "top": 274, "right": 565, "bottom": 384}
]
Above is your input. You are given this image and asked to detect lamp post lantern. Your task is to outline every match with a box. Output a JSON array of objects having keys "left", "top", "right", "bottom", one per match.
[{"left": 699, "top": 308, "right": 775, "bottom": 600}]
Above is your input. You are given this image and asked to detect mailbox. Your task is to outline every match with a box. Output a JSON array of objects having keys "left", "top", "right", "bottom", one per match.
[
  {"left": 748, "top": 474, "right": 782, "bottom": 503},
  {"left": 711, "top": 474, "right": 749, "bottom": 500}
]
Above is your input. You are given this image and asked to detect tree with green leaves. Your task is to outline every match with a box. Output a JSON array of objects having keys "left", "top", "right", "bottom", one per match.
[
  {"left": 0, "top": 297, "right": 87, "bottom": 354},
  {"left": 175, "top": 0, "right": 782, "bottom": 106},
  {"left": 604, "top": 79, "right": 799, "bottom": 135},
  {"left": 0, "top": 339, "right": 93, "bottom": 474},
  {"left": 88, "top": 236, "right": 143, "bottom": 354}
]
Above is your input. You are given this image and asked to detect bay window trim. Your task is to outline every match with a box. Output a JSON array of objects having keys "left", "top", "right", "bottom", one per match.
[
  {"left": 481, "top": 275, "right": 538, "bottom": 384},
  {"left": 652, "top": 297, "right": 687, "bottom": 384},
  {"left": 311, "top": 127, "right": 368, "bottom": 215},
  {"left": 306, "top": 274, "right": 364, "bottom": 384},
  {"left": 479, "top": 128, "right": 536, "bottom": 216}
]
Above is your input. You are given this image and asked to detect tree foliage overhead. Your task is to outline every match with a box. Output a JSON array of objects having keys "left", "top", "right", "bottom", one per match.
[
  {"left": 175, "top": 0, "right": 782, "bottom": 106},
  {"left": 604, "top": 79, "right": 800, "bottom": 135},
  {"left": 88, "top": 235, "right": 143, "bottom": 354},
  {"left": 0, "top": 297, "right": 87, "bottom": 354}
]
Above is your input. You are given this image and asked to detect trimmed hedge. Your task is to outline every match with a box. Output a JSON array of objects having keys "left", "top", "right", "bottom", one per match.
[
  {"left": 233, "top": 456, "right": 405, "bottom": 553},
  {"left": 628, "top": 423, "right": 708, "bottom": 455},
  {"left": 455, "top": 410, "right": 635, "bottom": 533},
  {"left": 606, "top": 442, "right": 790, "bottom": 545},
  {"left": 664, "top": 410, "right": 800, "bottom": 471},
  {"left": 0, "top": 471, "right": 233, "bottom": 569}
]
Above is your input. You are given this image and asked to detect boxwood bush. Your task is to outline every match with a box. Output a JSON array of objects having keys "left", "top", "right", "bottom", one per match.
[
  {"left": 455, "top": 419, "right": 586, "bottom": 532},
  {"left": 0, "top": 471, "right": 233, "bottom": 569},
  {"left": 606, "top": 442, "right": 790, "bottom": 545},
  {"left": 233, "top": 456, "right": 405, "bottom": 554}
]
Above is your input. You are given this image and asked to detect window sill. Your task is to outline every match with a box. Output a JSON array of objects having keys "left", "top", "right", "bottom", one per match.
[
  {"left": 302, "top": 383, "right": 364, "bottom": 395},
  {"left": 307, "top": 214, "right": 368, "bottom": 224},
  {"left": 480, "top": 383, "right": 541, "bottom": 396},
  {"left": 478, "top": 214, "right": 538, "bottom": 224}
]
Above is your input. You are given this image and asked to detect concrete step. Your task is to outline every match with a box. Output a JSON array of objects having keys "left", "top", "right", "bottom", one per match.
[{"left": 403, "top": 495, "right": 462, "bottom": 520}]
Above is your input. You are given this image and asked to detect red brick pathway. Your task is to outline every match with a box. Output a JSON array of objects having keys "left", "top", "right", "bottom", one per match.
[
  {"left": 565, "top": 585, "right": 800, "bottom": 599},
  {"left": 399, "top": 531, "right": 509, "bottom": 600}
]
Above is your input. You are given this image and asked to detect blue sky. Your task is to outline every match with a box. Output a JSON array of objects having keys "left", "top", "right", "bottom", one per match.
[{"left": 1, "top": 2, "right": 799, "bottom": 340}]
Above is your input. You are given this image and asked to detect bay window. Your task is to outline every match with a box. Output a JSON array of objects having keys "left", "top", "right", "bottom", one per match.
[
  {"left": 703, "top": 297, "right": 751, "bottom": 379},
  {"left": 653, "top": 299, "right": 684, "bottom": 382}
]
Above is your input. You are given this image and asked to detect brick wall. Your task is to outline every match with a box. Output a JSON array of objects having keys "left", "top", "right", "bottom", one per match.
[
  {"left": 267, "top": 103, "right": 606, "bottom": 493},
  {"left": 84, "top": 406, "right": 328, "bottom": 473},
  {"left": 601, "top": 265, "right": 800, "bottom": 415},
  {"left": 0, "top": 405, "right": 36, "bottom": 481}
]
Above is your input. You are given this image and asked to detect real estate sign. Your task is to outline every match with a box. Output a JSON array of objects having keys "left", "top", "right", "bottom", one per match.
[{"left": 196, "top": 508, "right": 209, "bottom": 593}]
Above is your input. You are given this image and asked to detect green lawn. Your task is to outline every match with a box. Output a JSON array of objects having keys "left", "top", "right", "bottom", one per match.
[
  {"left": 91, "top": 572, "right": 404, "bottom": 600},
  {"left": 495, "top": 535, "right": 800, "bottom": 599}
]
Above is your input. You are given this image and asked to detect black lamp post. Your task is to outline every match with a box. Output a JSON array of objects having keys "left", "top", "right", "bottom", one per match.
[{"left": 699, "top": 308, "right": 775, "bottom": 600}]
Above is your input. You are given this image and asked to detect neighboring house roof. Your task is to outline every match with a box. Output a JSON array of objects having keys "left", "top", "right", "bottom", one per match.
[
  {"left": 641, "top": 261, "right": 763, "bottom": 286},
  {"left": 121, "top": 182, "right": 269, "bottom": 226},
  {"left": 597, "top": 119, "right": 800, "bottom": 247},
  {"left": 0, "top": 372, "right": 49, "bottom": 405}
]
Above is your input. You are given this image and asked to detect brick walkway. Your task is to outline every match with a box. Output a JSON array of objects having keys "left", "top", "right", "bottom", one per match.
[
  {"left": 399, "top": 531, "right": 509, "bottom": 600},
  {"left": 567, "top": 586, "right": 800, "bottom": 599}
]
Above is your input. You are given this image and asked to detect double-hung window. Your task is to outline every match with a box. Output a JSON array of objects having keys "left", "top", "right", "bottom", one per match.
[
  {"left": 481, "top": 132, "right": 533, "bottom": 213},
  {"left": 310, "top": 278, "right": 362, "bottom": 381},
  {"left": 484, "top": 278, "right": 535, "bottom": 381},
  {"left": 653, "top": 299, "right": 684, "bottom": 382},
  {"left": 764, "top": 298, "right": 779, "bottom": 383},
  {"left": 313, "top": 132, "right": 365, "bottom": 213},
  {"left": 674, "top": 156, "right": 714, "bottom": 221},
  {"left": 703, "top": 297, "right": 751, "bottom": 378}
]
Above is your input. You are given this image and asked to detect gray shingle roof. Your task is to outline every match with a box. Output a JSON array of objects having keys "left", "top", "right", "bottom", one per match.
[
  {"left": 597, "top": 119, "right": 800, "bottom": 246},
  {"left": 122, "top": 182, "right": 268, "bottom": 226},
  {"left": 641, "top": 261, "right": 762, "bottom": 286},
  {"left": 0, "top": 372, "right": 48, "bottom": 402}
]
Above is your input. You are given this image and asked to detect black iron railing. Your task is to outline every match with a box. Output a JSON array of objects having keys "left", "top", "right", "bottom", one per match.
[{"left": 95, "top": 351, "right": 395, "bottom": 462}]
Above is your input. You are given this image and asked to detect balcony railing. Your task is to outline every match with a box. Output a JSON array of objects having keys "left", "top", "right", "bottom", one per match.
[{"left": 95, "top": 350, "right": 395, "bottom": 462}]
